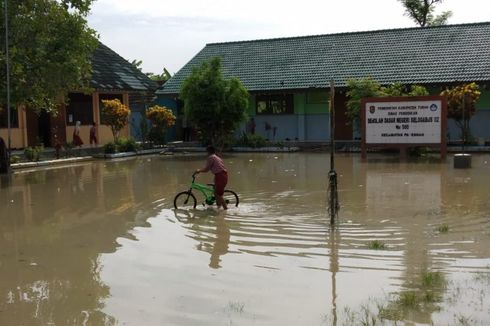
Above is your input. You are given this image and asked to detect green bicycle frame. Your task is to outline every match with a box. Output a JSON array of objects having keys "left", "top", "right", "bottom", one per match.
[{"left": 189, "top": 174, "right": 216, "bottom": 205}]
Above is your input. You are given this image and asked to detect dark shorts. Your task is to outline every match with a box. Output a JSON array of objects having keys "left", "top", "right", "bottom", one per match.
[{"left": 214, "top": 171, "right": 228, "bottom": 196}]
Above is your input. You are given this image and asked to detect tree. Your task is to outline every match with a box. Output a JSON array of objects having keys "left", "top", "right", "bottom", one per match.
[
  {"left": 146, "top": 105, "right": 176, "bottom": 144},
  {"left": 0, "top": 0, "right": 98, "bottom": 114},
  {"left": 131, "top": 59, "right": 172, "bottom": 85},
  {"left": 180, "top": 57, "right": 248, "bottom": 149},
  {"left": 399, "top": 0, "right": 452, "bottom": 27},
  {"left": 148, "top": 68, "right": 172, "bottom": 85},
  {"left": 101, "top": 99, "right": 130, "bottom": 141},
  {"left": 130, "top": 59, "right": 143, "bottom": 71},
  {"left": 441, "top": 83, "right": 481, "bottom": 143},
  {"left": 346, "top": 78, "right": 429, "bottom": 126}
]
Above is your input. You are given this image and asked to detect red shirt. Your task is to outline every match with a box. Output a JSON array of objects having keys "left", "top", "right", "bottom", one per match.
[{"left": 201, "top": 154, "right": 227, "bottom": 175}]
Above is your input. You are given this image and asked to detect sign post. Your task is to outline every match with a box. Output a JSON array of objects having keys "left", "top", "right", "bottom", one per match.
[{"left": 361, "top": 96, "right": 447, "bottom": 159}]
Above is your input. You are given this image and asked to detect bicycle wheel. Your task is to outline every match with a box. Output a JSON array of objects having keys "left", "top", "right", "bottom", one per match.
[
  {"left": 174, "top": 191, "right": 197, "bottom": 209},
  {"left": 223, "top": 190, "right": 239, "bottom": 207}
]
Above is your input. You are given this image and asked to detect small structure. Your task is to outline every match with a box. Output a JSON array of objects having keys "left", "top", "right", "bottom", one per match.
[
  {"left": 0, "top": 42, "right": 158, "bottom": 149},
  {"left": 157, "top": 23, "right": 490, "bottom": 144}
]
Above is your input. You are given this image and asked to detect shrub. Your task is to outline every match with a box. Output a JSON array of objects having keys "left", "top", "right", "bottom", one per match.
[
  {"left": 101, "top": 99, "right": 130, "bottom": 141},
  {"left": 104, "top": 138, "right": 139, "bottom": 154},
  {"left": 24, "top": 146, "right": 43, "bottom": 161},
  {"left": 117, "top": 138, "right": 139, "bottom": 152},
  {"left": 10, "top": 155, "right": 21, "bottom": 164},
  {"left": 235, "top": 133, "right": 267, "bottom": 148},
  {"left": 104, "top": 142, "right": 117, "bottom": 154},
  {"left": 146, "top": 105, "right": 176, "bottom": 145}
]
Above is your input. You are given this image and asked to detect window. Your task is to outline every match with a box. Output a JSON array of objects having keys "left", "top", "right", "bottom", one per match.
[
  {"left": 66, "top": 93, "right": 93, "bottom": 125},
  {"left": 256, "top": 94, "right": 294, "bottom": 115},
  {"left": 306, "top": 90, "right": 329, "bottom": 104},
  {"left": 0, "top": 107, "right": 19, "bottom": 128}
]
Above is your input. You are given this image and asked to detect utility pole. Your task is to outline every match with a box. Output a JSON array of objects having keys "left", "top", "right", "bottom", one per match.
[
  {"left": 1, "top": 0, "right": 12, "bottom": 174},
  {"left": 5, "top": 0, "right": 11, "bottom": 153},
  {"left": 328, "top": 80, "right": 339, "bottom": 225}
]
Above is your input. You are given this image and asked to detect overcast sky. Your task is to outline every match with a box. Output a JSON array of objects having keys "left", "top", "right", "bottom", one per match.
[{"left": 87, "top": 0, "right": 490, "bottom": 75}]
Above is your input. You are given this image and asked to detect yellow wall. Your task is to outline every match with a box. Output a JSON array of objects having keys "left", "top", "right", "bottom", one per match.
[
  {"left": 2, "top": 91, "right": 132, "bottom": 148},
  {"left": 0, "top": 106, "right": 28, "bottom": 148},
  {"left": 0, "top": 128, "right": 25, "bottom": 148}
]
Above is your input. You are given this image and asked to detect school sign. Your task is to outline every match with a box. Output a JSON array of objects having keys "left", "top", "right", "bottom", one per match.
[{"left": 361, "top": 96, "right": 447, "bottom": 158}]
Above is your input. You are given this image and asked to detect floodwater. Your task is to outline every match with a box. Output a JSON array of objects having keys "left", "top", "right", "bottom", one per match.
[{"left": 0, "top": 153, "right": 489, "bottom": 326}]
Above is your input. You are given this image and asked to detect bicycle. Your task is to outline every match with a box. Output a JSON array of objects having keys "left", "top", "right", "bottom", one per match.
[{"left": 174, "top": 172, "right": 239, "bottom": 209}]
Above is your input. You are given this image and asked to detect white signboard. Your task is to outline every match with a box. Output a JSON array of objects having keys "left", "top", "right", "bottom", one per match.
[{"left": 365, "top": 100, "right": 442, "bottom": 144}]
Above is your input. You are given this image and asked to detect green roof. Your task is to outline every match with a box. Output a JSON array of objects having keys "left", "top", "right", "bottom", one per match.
[
  {"left": 158, "top": 22, "right": 490, "bottom": 95},
  {"left": 91, "top": 43, "right": 158, "bottom": 92}
]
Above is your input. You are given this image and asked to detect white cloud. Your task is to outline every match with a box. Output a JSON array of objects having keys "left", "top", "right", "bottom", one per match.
[{"left": 88, "top": 0, "right": 490, "bottom": 74}]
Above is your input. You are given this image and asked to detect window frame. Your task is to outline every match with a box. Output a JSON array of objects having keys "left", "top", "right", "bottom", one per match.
[
  {"left": 66, "top": 93, "right": 94, "bottom": 126},
  {"left": 255, "top": 94, "right": 294, "bottom": 115}
]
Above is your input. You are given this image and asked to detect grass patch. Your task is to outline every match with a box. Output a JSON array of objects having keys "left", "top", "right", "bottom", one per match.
[
  {"left": 436, "top": 224, "right": 449, "bottom": 233},
  {"left": 473, "top": 271, "right": 490, "bottom": 283},
  {"left": 397, "top": 291, "right": 419, "bottom": 308},
  {"left": 422, "top": 291, "right": 441, "bottom": 303},
  {"left": 226, "top": 301, "right": 244, "bottom": 314},
  {"left": 422, "top": 271, "right": 446, "bottom": 288},
  {"left": 367, "top": 240, "right": 386, "bottom": 250}
]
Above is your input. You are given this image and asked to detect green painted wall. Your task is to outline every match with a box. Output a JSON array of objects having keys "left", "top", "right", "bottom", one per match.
[
  {"left": 294, "top": 93, "right": 305, "bottom": 114},
  {"left": 476, "top": 89, "right": 490, "bottom": 110},
  {"left": 295, "top": 91, "right": 329, "bottom": 115},
  {"left": 247, "top": 94, "right": 256, "bottom": 116}
]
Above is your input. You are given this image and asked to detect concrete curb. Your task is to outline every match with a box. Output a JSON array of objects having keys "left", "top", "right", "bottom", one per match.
[
  {"left": 11, "top": 157, "right": 93, "bottom": 169},
  {"left": 232, "top": 146, "right": 300, "bottom": 152},
  {"left": 92, "top": 148, "right": 165, "bottom": 159}
]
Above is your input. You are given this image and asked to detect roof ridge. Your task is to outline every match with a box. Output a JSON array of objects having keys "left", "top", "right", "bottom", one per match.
[{"left": 206, "top": 21, "right": 490, "bottom": 46}]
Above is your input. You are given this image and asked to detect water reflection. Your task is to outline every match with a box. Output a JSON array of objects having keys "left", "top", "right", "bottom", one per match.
[{"left": 0, "top": 153, "right": 489, "bottom": 325}]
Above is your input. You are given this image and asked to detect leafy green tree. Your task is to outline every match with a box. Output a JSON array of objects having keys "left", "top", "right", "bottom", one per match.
[
  {"left": 346, "top": 78, "right": 429, "bottom": 126},
  {"left": 130, "top": 59, "right": 144, "bottom": 71},
  {"left": 130, "top": 59, "right": 172, "bottom": 84},
  {"left": 148, "top": 68, "right": 172, "bottom": 84},
  {"left": 0, "top": 0, "right": 98, "bottom": 114},
  {"left": 399, "top": 0, "right": 452, "bottom": 27},
  {"left": 180, "top": 57, "right": 248, "bottom": 149},
  {"left": 346, "top": 78, "right": 385, "bottom": 127}
]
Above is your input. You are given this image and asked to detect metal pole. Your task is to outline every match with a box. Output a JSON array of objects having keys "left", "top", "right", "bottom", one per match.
[
  {"left": 5, "top": 0, "right": 11, "bottom": 153},
  {"left": 462, "top": 92, "right": 465, "bottom": 153},
  {"left": 330, "top": 80, "right": 335, "bottom": 171},
  {"left": 328, "top": 79, "right": 339, "bottom": 225}
]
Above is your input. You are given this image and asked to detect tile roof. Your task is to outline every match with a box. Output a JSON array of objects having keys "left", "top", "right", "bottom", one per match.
[
  {"left": 91, "top": 43, "right": 159, "bottom": 92},
  {"left": 158, "top": 22, "right": 490, "bottom": 95}
]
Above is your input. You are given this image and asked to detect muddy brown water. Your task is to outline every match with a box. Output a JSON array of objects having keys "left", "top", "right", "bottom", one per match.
[{"left": 0, "top": 153, "right": 489, "bottom": 325}]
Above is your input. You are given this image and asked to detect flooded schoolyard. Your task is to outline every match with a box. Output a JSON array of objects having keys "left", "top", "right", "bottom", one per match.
[{"left": 0, "top": 153, "right": 489, "bottom": 325}]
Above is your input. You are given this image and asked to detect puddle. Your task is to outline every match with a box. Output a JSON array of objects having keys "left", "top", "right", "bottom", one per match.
[{"left": 0, "top": 153, "right": 489, "bottom": 325}]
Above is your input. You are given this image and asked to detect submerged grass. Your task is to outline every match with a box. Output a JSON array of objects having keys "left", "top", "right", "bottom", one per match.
[
  {"left": 397, "top": 291, "right": 419, "bottom": 308},
  {"left": 422, "top": 271, "right": 446, "bottom": 288},
  {"left": 436, "top": 224, "right": 450, "bottom": 233},
  {"left": 328, "top": 268, "right": 488, "bottom": 325},
  {"left": 226, "top": 301, "right": 245, "bottom": 314},
  {"left": 367, "top": 240, "right": 386, "bottom": 250}
]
